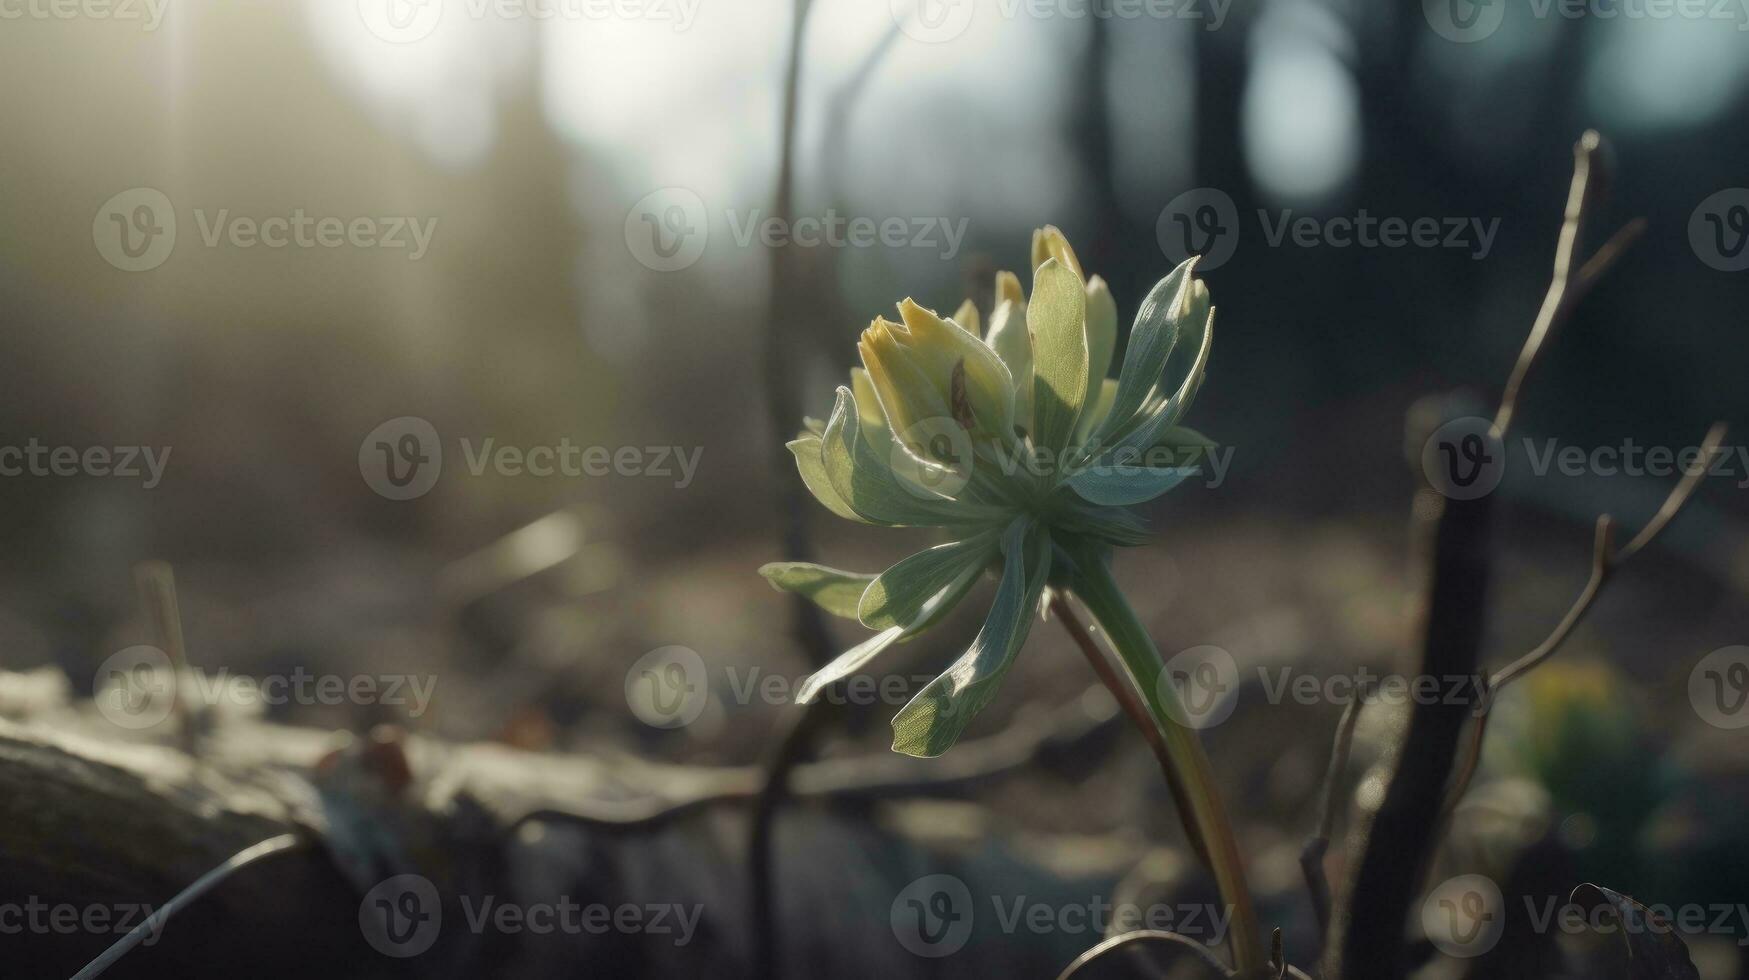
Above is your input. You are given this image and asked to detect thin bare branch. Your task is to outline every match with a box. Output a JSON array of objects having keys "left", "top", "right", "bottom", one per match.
[
  {"left": 1301, "top": 692, "right": 1366, "bottom": 938},
  {"left": 1442, "top": 422, "right": 1726, "bottom": 815},
  {"left": 1493, "top": 131, "right": 1640, "bottom": 438}
]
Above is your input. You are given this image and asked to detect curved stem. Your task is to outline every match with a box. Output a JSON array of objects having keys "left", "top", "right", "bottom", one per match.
[{"left": 1065, "top": 556, "right": 1261, "bottom": 974}]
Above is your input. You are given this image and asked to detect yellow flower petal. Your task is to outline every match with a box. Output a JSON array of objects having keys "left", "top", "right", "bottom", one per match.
[{"left": 952, "top": 298, "right": 981, "bottom": 339}]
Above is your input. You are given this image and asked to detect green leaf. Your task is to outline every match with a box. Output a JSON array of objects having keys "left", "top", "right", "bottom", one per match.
[
  {"left": 787, "top": 436, "right": 864, "bottom": 523},
  {"left": 1053, "top": 504, "right": 1152, "bottom": 547},
  {"left": 1106, "top": 302, "right": 1214, "bottom": 457},
  {"left": 1095, "top": 258, "right": 1202, "bottom": 445},
  {"left": 820, "top": 387, "right": 1007, "bottom": 528},
  {"left": 797, "top": 626, "right": 906, "bottom": 704},
  {"left": 759, "top": 562, "right": 875, "bottom": 620},
  {"left": 890, "top": 518, "right": 1051, "bottom": 757},
  {"left": 1027, "top": 259, "right": 1089, "bottom": 457},
  {"left": 1068, "top": 465, "right": 1198, "bottom": 507},
  {"left": 796, "top": 564, "right": 989, "bottom": 702},
  {"left": 859, "top": 532, "right": 998, "bottom": 630}
]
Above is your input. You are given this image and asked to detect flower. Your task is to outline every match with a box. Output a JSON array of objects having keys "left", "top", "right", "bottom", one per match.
[{"left": 760, "top": 227, "right": 1216, "bottom": 757}]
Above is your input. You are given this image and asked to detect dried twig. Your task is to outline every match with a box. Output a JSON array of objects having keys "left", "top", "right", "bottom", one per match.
[
  {"left": 749, "top": 2, "right": 826, "bottom": 977},
  {"left": 1441, "top": 422, "right": 1726, "bottom": 817},
  {"left": 1299, "top": 690, "right": 1365, "bottom": 941},
  {"left": 1327, "top": 130, "right": 1649, "bottom": 979},
  {"left": 135, "top": 561, "right": 198, "bottom": 751},
  {"left": 1493, "top": 132, "right": 1641, "bottom": 439}
]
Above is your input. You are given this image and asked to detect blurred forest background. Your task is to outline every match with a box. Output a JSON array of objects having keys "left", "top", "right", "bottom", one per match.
[{"left": 1, "top": 0, "right": 1748, "bottom": 973}]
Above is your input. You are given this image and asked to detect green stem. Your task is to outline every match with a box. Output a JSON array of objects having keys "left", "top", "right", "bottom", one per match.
[{"left": 1066, "top": 555, "right": 1261, "bottom": 974}]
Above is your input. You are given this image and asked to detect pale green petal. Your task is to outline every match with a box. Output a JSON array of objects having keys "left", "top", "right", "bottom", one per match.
[
  {"left": 1084, "top": 275, "right": 1117, "bottom": 394},
  {"left": 1096, "top": 260, "right": 1205, "bottom": 445},
  {"left": 788, "top": 436, "right": 865, "bottom": 523},
  {"left": 796, "top": 627, "right": 905, "bottom": 704},
  {"left": 1106, "top": 302, "right": 1215, "bottom": 456},
  {"left": 820, "top": 387, "right": 1006, "bottom": 527},
  {"left": 859, "top": 532, "right": 998, "bottom": 629},
  {"left": 1068, "top": 465, "right": 1198, "bottom": 507},
  {"left": 1030, "top": 225, "right": 1083, "bottom": 280},
  {"left": 985, "top": 298, "right": 1032, "bottom": 435},
  {"left": 1073, "top": 378, "right": 1120, "bottom": 448},
  {"left": 1026, "top": 258, "right": 1090, "bottom": 457},
  {"left": 952, "top": 298, "right": 981, "bottom": 338},
  {"left": 850, "top": 367, "right": 893, "bottom": 458},
  {"left": 890, "top": 518, "right": 1051, "bottom": 757},
  {"left": 759, "top": 562, "right": 876, "bottom": 619},
  {"left": 860, "top": 318, "right": 953, "bottom": 440},
  {"left": 994, "top": 269, "right": 1025, "bottom": 309},
  {"left": 896, "top": 298, "right": 1015, "bottom": 440}
]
